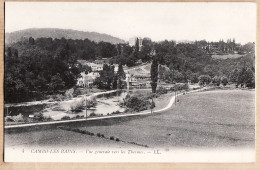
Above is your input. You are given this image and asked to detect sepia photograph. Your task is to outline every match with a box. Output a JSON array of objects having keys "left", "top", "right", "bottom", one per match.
[{"left": 3, "top": 2, "right": 256, "bottom": 162}]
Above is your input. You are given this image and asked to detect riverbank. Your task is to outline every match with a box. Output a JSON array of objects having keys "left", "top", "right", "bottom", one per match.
[
  {"left": 4, "top": 85, "right": 250, "bottom": 128},
  {"left": 4, "top": 88, "right": 179, "bottom": 129}
]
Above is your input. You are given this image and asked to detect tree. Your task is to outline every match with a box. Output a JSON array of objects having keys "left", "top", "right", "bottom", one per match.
[
  {"left": 117, "top": 64, "right": 126, "bottom": 89},
  {"left": 49, "top": 73, "right": 65, "bottom": 91},
  {"left": 78, "top": 63, "right": 92, "bottom": 74},
  {"left": 221, "top": 76, "right": 228, "bottom": 86},
  {"left": 199, "top": 75, "right": 211, "bottom": 86},
  {"left": 237, "top": 67, "right": 254, "bottom": 88},
  {"left": 244, "top": 68, "right": 255, "bottom": 88},
  {"left": 94, "top": 64, "right": 115, "bottom": 90},
  {"left": 29, "top": 37, "right": 35, "bottom": 45},
  {"left": 150, "top": 57, "right": 158, "bottom": 93},
  {"left": 212, "top": 76, "right": 221, "bottom": 86},
  {"left": 229, "top": 68, "right": 240, "bottom": 83}
]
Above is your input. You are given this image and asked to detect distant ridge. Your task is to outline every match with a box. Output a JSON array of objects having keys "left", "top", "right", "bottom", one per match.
[{"left": 5, "top": 28, "right": 126, "bottom": 44}]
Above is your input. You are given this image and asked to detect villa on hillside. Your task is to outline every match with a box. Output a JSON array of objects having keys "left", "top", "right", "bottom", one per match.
[
  {"left": 77, "top": 59, "right": 119, "bottom": 87},
  {"left": 77, "top": 72, "right": 95, "bottom": 87},
  {"left": 126, "top": 72, "right": 151, "bottom": 88}
]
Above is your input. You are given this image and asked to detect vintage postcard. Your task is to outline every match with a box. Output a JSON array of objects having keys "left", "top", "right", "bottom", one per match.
[{"left": 3, "top": 2, "right": 256, "bottom": 162}]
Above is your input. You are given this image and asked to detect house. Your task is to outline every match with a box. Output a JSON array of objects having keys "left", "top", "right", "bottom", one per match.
[
  {"left": 94, "top": 58, "right": 111, "bottom": 65},
  {"left": 77, "top": 72, "right": 95, "bottom": 87},
  {"left": 88, "top": 63, "right": 103, "bottom": 72},
  {"left": 125, "top": 72, "right": 151, "bottom": 88}
]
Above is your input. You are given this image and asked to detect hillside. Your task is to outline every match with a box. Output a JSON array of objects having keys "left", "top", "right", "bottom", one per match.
[{"left": 5, "top": 28, "right": 125, "bottom": 44}]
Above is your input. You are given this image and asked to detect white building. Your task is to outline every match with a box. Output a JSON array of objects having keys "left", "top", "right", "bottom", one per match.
[
  {"left": 88, "top": 63, "right": 103, "bottom": 72},
  {"left": 77, "top": 72, "right": 95, "bottom": 87}
]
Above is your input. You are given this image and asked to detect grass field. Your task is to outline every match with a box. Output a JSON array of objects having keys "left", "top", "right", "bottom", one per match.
[{"left": 5, "top": 89, "right": 255, "bottom": 149}]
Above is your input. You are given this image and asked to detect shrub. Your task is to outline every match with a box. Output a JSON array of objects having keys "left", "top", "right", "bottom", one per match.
[
  {"left": 110, "top": 136, "right": 115, "bottom": 140},
  {"left": 221, "top": 76, "right": 229, "bottom": 86},
  {"left": 12, "top": 113, "right": 24, "bottom": 122},
  {"left": 97, "top": 133, "right": 101, "bottom": 137},
  {"left": 212, "top": 76, "right": 221, "bottom": 86},
  {"left": 52, "top": 94, "right": 65, "bottom": 101},
  {"left": 65, "top": 88, "right": 74, "bottom": 99},
  {"left": 125, "top": 96, "right": 148, "bottom": 111},
  {"left": 33, "top": 112, "right": 45, "bottom": 121},
  {"left": 115, "top": 138, "right": 120, "bottom": 142},
  {"left": 72, "top": 88, "right": 86, "bottom": 97},
  {"left": 5, "top": 117, "right": 15, "bottom": 122},
  {"left": 156, "top": 86, "right": 168, "bottom": 95},
  {"left": 170, "top": 83, "right": 189, "bottom": 92},
  {"left": 111, "top": 110, "right": 120, "bottom": 115},
  {"left": 44, "top": 116, "right": 53, "bottom": 121},
  {"left": 61, "top": 116, "right": 70, "bottom": 120},
  {"left": 198, "top": 75, "right": 211, "bottom": 86},
  {"left": 89, "top": 113, "right": 97, "bottom": 117},
  {"left": 70, "top": 99, "right": 85, "bottom": 112},
  {"left": 52, "top": 105, "right": 65, "bottom": 111}
]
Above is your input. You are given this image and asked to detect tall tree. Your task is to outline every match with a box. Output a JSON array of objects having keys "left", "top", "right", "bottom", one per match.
[
  {"left": 94, "top": 64, "right": 115, "bottom": 90},
  {"left": 150, "top": 57, "right": 158, "bottom": 93},
  {"left": 117, "top": 63, "right": 126, "bottom": 89}
]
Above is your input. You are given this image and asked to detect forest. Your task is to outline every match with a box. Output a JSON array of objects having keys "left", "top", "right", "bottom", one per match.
[{"left": 4, "top": 37, "right": 255, "bottom": 103}]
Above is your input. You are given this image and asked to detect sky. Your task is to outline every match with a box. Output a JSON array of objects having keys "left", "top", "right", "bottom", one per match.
[{"left": 5, "top": 2, "right": 256, "bottom": 44}]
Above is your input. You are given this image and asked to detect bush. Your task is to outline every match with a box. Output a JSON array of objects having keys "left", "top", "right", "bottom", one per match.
[
  {"left": 45, "top": 116, "right": 53, "bottom": 121},
  {"left": 111, "top": 110, "right": 120, "bottom": 115},
  {"left": 170, "top": 83, "right": 189, "bottom": 91},
  {"left": 34, "top": 112, "right": 45, "bottom": 121},
  {"left": 70, "top": 99, "right": 85, "bottom": 112},
  {"left": 12, "top": 113, "right": 24, "bottom": 122},
  {"left": 86, "top": 98, "right": 97, "bottom": 108},
  {"left": 157, "top": 86, "right": 168, "bottom": 95},
  {"left": 199, "top": 75, "right": 211, "bottom": 86},
  {"left": 5, "top": 117, "right": 15, "bottom": 122},
  {"left": 115, "top": 138, "right": 120, "bottom": 142},
  {"left": 72, "top": 88, "right": 87, "bottom": 97},
  {"left": 125, "top": 96, "right": 148, "bottom": 111},
  {"left": 110, "top": 136, "right": 115, "bottom": 140},
  {"left": 52, "top": 94, "right": 65, "bottom": 101},
  {"left": 52, "top": 105, "right": 65, "bottom": 111},
  {"left": 61, "top": 116, "right": 70, "bottom": 120},
  {"left": 65, "top": 88, "right": 74, "bottom": 99},
  {"left": 212, "top": 76, "right": 221, "bottom": 86},
  {"left": 89, "top": 113, "right": 97, "bottom": 117},
  {"left": 221, "top": 76, "right": 228, "bottom": 86}
]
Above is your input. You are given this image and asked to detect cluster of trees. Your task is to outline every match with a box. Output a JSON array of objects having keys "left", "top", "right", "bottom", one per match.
[
  {"left": 5, "top": 36, "right": 255, "bottom": 102},
  {"left": 11, "top": 37, "right": 118, "bottom": 60},
  {"left": 197, "top": 65, "right": 254, "bottom": 88},
  {"left": 93, "top": 64, "right": 126, "bottom": 90},
  {"left": 154, "top": 41, "right": 254, "bottom": 87},
  {"left": 5, "top": 39, "right": 82, "bottom": 103}
]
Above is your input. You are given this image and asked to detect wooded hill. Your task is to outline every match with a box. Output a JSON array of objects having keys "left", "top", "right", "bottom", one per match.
[{"left": 5, "top": 28, "right": 125, "bottom": 45}]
